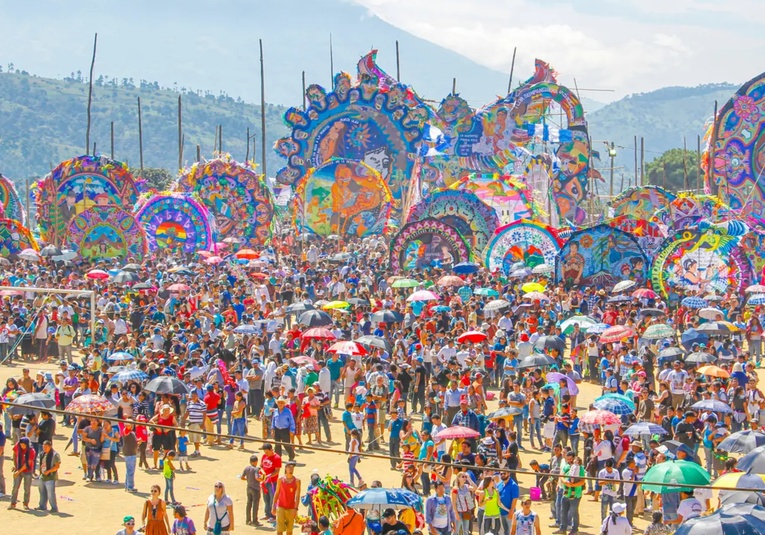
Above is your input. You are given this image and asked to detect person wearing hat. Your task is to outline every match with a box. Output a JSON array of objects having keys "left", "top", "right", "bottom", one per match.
[
  {"left": 599, "top": 503, "right": 631, "bottom": 535},
  {"left": 116, "top": 515, "right": 138, "bottom": 535},
  {"left": 381, "top": 508, "right": 410, "bottom": 535},
  {"left": 271, "top": 397, "right": 296, "bottom": 462}
]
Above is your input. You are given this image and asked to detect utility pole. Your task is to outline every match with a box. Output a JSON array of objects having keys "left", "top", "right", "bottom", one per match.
[
  {"left": 395, "top": 40, "right": 401, "bottom": 81},
  {"left": 634, "top": 135, "right": 638, "bottom": 187},
  {"left": 178, "top": 95, "right": 183, "bottom": 171},
  {"left": 507, "top": 47, "right": 517, "bottom": 95},
  {"left": 110, "top": 121, "right": 114, "bottom": 159},
  {"left": 137, "top": 97, "right": 144, "bottom": 178},
  {"left": 607, "top": 141, "right": 617, "bottom": 197},
  {"left": 85, "top": 33, "right": 98, "bottom": 154},
  {"left": 640, "top": 137, "right": 645, "bottom": 186},
  {"left": 259, "top": 39, "right": 268, "bottom": 178},
  {"left": 683, "top": 137, "right": 689, "bottom": 190}
]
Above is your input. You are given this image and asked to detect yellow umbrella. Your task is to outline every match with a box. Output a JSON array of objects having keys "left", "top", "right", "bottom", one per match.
[
  {"left": 322, "top": 300, "right": 350, "bottom": 310},
  {"left": 711, "top": 472, "right": 765, "bottom": 496},
  {"left": 718, "top": 321, "right": 741, "bottom": 332},
  {"left": 522, "top": 282, "right": 545, "bottom": 293}
]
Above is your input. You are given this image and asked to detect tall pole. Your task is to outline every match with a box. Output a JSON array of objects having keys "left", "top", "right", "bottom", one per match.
[
  {"left": 259, "top": 39, "right": 267, "bottom": 178},
  {"left": 662, "top": 160, "right": 668, "bottom": 189},
  {"left": 507, "top": 47, "right": 517, "bottom": 95},
  {"left": 395, "top": 40, "right": 401, "bottom": 81},
  {"left": 25, "top": 178, "right": 30, "bottom": 224},
  {"left": 697, "top": 135, "right": 702, "bottom": 191},
  {"left": 219, "top": 125, "right": 223, "bottom": 153},
  {"left": 196, "top": 144, "right": 201, "bottom": 163},
  {"left": 633, "top": 135, "right": 638, "bottom": 187},
  {"left": 137, "top": 97, "right": 144, "bottom": 178},
  {"left": 178, "top": 95, "right": 183, "bottom": 170},
  {"left": 302, "top": 71, "right": 306, "bottom": 111},
  {"left": 609, "top": 142, "right": 615, "bottom": 198},
  {"left": 246, "top": 127, "right": 251, "bottom": 162},
  {"left": 452, "top": 78, "right": 456, "bottom": 95},
  {"left": 93, "top": 142, "right": 97, "bottom": 155},
  {"left": 640, "top": 137, "right": 645, "bottom": 186},
  {"left": 85, "top": 33, "right": 98, "bottom": 154},
  {"left": 709, "top": 100, "right": 719, "bottom": 195},
  {"left": 329, "top": 33, "right": 334, "bottom": 85},
  {"left": 683, "top": 137, "right": 689, "bottom": 191},
  {"left": 110, "top": 121, "right": 114, "bottom": 159}
]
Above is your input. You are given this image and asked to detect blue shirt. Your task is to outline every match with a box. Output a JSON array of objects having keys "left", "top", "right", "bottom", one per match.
[
  {"left": 451, "top": 409, "right": 480, "bottom": 432},
  {"left": 496, "top": 478, "right": 520, "bottom": 516},
  {"left": 327, "top": 359, "right": 344, "bottom": 381},
  {"left": 177, "top": 435, "right": 189, "bottom": 455},
  {"left": 272, "top": 406, "right": 295, "bottom": 433},
  {"left": 444, "top": 387, "right": 466, "bottom": 409},
  {"left": 389, "top": 418, "right": 404, "bottom": 440},
  {"left": 342, "top": 410, "right": 356, "bottom": 433}
]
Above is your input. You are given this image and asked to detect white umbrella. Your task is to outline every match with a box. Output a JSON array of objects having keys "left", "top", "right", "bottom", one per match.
[
  {"left": 18, "top": 248, "right": 41, "bottom": 261},
  {"left": 699, "top": 307, "right": 724, "bottom": 320},
  {"left": 484, "top": 299, "right": 511, "bottom": 312},
  {"left": 612, "top": 280, "right": 636, "bottom": 293},
  {"left": 531, "top": 264, "right": 554, "bottom": 274}
]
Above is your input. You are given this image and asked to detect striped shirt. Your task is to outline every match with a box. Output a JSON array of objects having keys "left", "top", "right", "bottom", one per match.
[{"left": 186, "top": 400, "right": 206, "bottom": 424}]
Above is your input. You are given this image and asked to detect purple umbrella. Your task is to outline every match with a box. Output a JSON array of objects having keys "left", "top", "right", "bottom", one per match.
[{"left": 546, "top": 372, "right": 579, "bottom": 395}]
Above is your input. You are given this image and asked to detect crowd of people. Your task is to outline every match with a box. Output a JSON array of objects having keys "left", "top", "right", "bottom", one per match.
[{"left": 0, "top": 234, "right": 763, "bottom": 535}]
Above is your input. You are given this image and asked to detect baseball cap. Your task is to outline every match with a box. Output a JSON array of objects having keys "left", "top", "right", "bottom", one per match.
[{"left": 612, "top": 503, "right": 626, "bottom": 514}]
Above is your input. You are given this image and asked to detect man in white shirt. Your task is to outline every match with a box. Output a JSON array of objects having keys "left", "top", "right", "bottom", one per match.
[
  {"left": 436, "top": 340, "right": 457, "bottom": 367},
  {"left": 598, "top": 459, "right": 620, "bottom": 520},
  {"left": 667, "top": 360, "right": 688, "bottom": 408},
  {"left": 498, "top": 311, "right": 513, "bottom": 334},
  {"left": 667, "top": 490, "right": 702, "bottom": 526},
  {"left": 57, "top": 301, "right": 75, "bottom": 319}
]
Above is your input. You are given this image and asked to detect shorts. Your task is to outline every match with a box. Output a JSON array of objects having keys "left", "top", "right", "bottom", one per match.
[
  {"left": 178, "top": 456, "right": 188, "bottom": 464},
  {"left": 187, "top": 423, "right": 203, "bottom": 444},
  {"left": 543, "top": 422, "right": 556, "bottom": 439},
  {"left": 276, "top": 507, "right": 297, "bottom": 532}
]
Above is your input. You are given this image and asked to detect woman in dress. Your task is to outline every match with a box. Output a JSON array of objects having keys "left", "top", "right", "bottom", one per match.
[
  {"left": 204, "top": 481, "right": 235, "bottom": 534},
  {"left": 149, "top": 404, "right": 177, "bottom": 470},
  {"left": 302, "top": 387, "right": 321, "bottom": 445},
  {"left": 141, "top": 484, "right": 170, "bottom": 535}
]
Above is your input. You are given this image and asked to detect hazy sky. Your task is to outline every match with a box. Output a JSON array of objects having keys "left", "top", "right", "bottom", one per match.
[{"left": 355, "top": 0, "right": 765, "bottom": 98}]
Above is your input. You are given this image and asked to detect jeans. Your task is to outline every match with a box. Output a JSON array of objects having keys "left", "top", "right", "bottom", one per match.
[
  {"left": 124, "top": 455, "right": 137, "bottom": 490},
  {"left": 500, "top": 514, "right": 511, "bottom": 535},
  {"left": 38, "top": 479, "right": 58, "bottom": 511},
  {"left": 246, "top": 486, "right": 261, "bottom": 524},
  {"left": 560, "top": 496, "right": 580, "bottom": 532},
  {"left": 601, "top": 494, "right": 616, "bottom": 520},
  {"left": 71, "top": 426, "right": 79, "bottom": 454},
  {"left": 349, "top": 455, "right": 361, "bottom": 486},
  {"left": 263, "top": 481, "right": 276, "bottom": 519},
  {"left": 570, "top": 435, "right": 580, "bottom": 457},
  {"left": 704, "top": 446, "right": 716, "bottom": 477},
  {"left": 318, "top": 411, "right": 331, "bottom": 441},
  {"left": 529, "top": 418, "right": 542, "bottom": 448},
  {"left": 225, "top": 407, "right": 234, "bottom": 434},
  {"left": 251, "top": 388, "right": 264, "bottom": 417},
  {"left": 11, "top": 472, "right": 32, "bottom": 506},
  {"left": 455, "top": 518, "right": 470, "bottom": 535},
  {"left": 0, "top": 455, "right": 5, "bottom": 494},
  {"left": 512, "top": 415, "right": 524, "bottom": 447},
  {"left": 165, "top": 476, "right": 176, "bottom": 503},
  {"left": 751, "top": 338, "right": 762, "bottom": 363},
  {"left": 367, "top": 423, "right": 377, "bottom": 449},
  {"left": 216, "top": 409, "right": 223, "bottom": 435},
  {"left": 0, "top": 342, "right": 7, "bottom": 363},
  {"left": 389, "top": 437, "right": 401, "bottom": 469},
  {"left": 230, "top": 417, "right": 246, "bottom": 447},
  {"left": 85, "top": 449, "right": 101, "bottom": 480},
  {"left": 420, "top": 472, "right": 431, "bottom": 496},
  {"left": 483, "top": 516, "right": 500, "bottom": 535},
  {"left": 553, "top": 485, "right": 563, "bottom": 525},
  {"left": 624, "top": 495, "right": 637, "bottom": 525},
  {"left": 58, "top": 343, "right": 73, "bottom": 363},
  {"left": 331, "top": 379, "right": 342, "bottom": 406},
  {"left": 554, "top": 429, "right": 569, "bottom": 449}
]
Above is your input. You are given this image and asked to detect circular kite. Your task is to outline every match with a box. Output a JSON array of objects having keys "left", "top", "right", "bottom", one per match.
[
  {"left": 651, "top": 229, "right": 753, "bottom": 297},
  {"left": 389, "top": 218, "right": 470, "bottom": 272},
  {"left": 407, "top": 189, "right": 499, "bottom": 256},
  {"left": 608, "top": 185, "right": 676, "bottom": 223},
  {"left": 0, "top": 173, "right": 26, "bottom": 224},
  {"left": 651, "top": 193, "right": 729, "bottom": 232},
  {"left": 556, "top": 224, "right": 649, "bottom": 290},
  {"left": 175, "top": 156, "right": 273, "bottom": 246},
  {"left": 66, "top": 206, "right": 147, "bottom": 260},
  {"left": 707, "top": 71, "right": 765, "bottom": 215},
  {"left": 485, "top": 219, "right": 561, "bottom": 274},
  {"left": 294, "top": 159, "right": 392, "bottom": 238},
  {"left": 34, "top": 155, "right": 140, "bottom": 246},
  {"left": 0, "top": 218, "right": 38, "bottom": 257},
  {"left": 134, "top": 192, "right": 215, "bottom": 253},
  {"left": 605, "top": 215, "right": 667, "bottom": 258},
  {"left": 741, "top": 228, "right": 765, "bottom": 284}
]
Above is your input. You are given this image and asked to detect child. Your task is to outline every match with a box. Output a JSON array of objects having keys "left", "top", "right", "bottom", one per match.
[
  {"left": 363, "top": 394, "right": 378, "bottom": 450},
  {"left": 135, "top": 415, "right": 150, "bottom": 470},
  {"left": 177, "top": 430, "right": 190, "bottom": 471},
  {"left": 318, "top": 516, "right": 332, "bottom": 535},
  {"left": 399, "top": 442, "right": 415, "bottom": 472},
  {"left": 241, "top": 454, "right": 262, "bottom": 527},
  {"left": 397, "top": 397, "right": 408, "bottom": 420},
  {"left": 543, "top": 416, "right": 556, "bottom": 452},
  {"left": 351, "top": 403, "right": 365, "bottom": 435},
  {"left": 171, "top": 504, "right": 196, "bottom": 534},
  {"left": 163, "top": 450, "right": 178, "bottom": 505},
  {"left": 348, "top": 428, "right": 363, "bottom": 486}
]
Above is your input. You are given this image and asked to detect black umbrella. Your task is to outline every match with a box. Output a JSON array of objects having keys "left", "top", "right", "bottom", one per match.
[
  {"left": 674, "top": 503, "right": 765, "bottom": 535},
  {"left": 122, "top": 263, "right": 142, "bottom": 272},
  {"left": 737, "top": 445, "right": 765, "bottom": 474},
  {"left": 347, "top": 298, "right": 369, "bottom": 307},
  {"left": 534, "top": 335, "right": 565, "bottom": 352},
  {"left": 640, "top": 308, "right": 666, "bottom": 317},
  {"left": 113, "top": 271, "right": 140, "bottom": 284},
  {"left": 517, "top": 354, "right": 556, "bottom": 370},
  {"left": 40, "top": 244, "right": 62, "bottom": 258},
  {"left": 659, "top": 347, "right": 685, "bottom": 359},
  {"left": 132, "top": 281, "right": 155, "bottom": 290},
  {"left": 355, "top": 335, "right": 392, "bottom": 353},
  {"left": 718, "top": 431, "right": 765, "bottom": 454},
  {"left": 286, "top": 302, "right": 316, "bottom": 315},
  {"left": 371, "top": 310, "right": 403, "bottom": 323},
  {"left": 299, "top": 310, "right": 333, "bottom": 327},
  {"left": 7, "top": 393, "right": 56, "bottom": 416},
  {"left": 695, "top": 322, "right": 732, "bottom": 335},
  {"left": 143, "top": 376, "right": 189, "bottom": 395},
  {"left": 685, "top": 351, "right": 716, "bottom": 365}
]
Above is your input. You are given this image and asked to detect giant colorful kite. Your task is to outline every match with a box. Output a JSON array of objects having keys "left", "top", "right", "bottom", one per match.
[
  {"left": 556, "top": 224, "right": 649, "bottom": 290},
  {"left": 0, "top": 218, "right": 38, "bottom": 258},
  {"left": 651, "top": 193, "right": 730, "bottom": 232},
  {"left": 485, "top": 219, "right": 561, "bottom": 274},
  {"left": 293, "top": 159, "right": 392, "bottom": 238},
  {"left": 605, "top": 216, "right": 667, "bottom": 258},
  {"left": 389, "top": 218, "right": 470, "bottom": 272},
  {"left": 34, "top": 155, "right": 140, "bottom": 246},
  {"left": 608, "top": 185, "right": 676, "bottom": 223},
  {"left": 66, "top": 206, "right": 148, "bottom": 260},
  {"left": 0, "top": 173, "right": 26, "bottom": 225},
  {"left": 134, "top": 192, "right": 216, "bottom": 253},
  {"left": 175, "top": 156, "right": 273, "bottom": 246}
]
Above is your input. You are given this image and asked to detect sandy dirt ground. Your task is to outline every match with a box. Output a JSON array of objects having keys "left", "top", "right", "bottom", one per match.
[{"left": 3, "top": 357, "right": 734, "bottom": 535}]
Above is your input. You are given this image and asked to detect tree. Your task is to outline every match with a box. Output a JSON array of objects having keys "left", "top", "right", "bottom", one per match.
[
  {"left": 137, "top": 167, "right": 174, "bottom": 191},
  {"left": 645, "top": 148, "right": 701, "bottom": 192}
]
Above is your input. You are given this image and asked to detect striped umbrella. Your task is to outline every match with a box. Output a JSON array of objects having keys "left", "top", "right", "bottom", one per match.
[
  {"left": 110, "top": 369, "right": 149, "bottom": 384},
  {"left": 749, "top": 294, "right": 765, "bottom": 306},
  {"left": 642, "top": 324, "right": 676, "bottom": 340},
  {"left": 599, "top": 325, "right": 636, "bottom": 343},
  {"left": 593, "top": 395, "right": 635, "bottom": 415},
  {"left": 681, "top": 296, "right": 708, "bottom": 309}
]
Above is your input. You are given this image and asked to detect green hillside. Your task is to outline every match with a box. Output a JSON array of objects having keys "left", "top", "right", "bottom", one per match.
[{"left": 0, "top": 71, "right": 289, "bottom": 181}]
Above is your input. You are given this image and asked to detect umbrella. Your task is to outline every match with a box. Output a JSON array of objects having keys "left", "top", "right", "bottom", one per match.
[
  {"left": 517, "top": 354, "right": 556, "bottom": 370},
  {"left": 329, "top": 253, "right": 352, "bottom": 263},
  {"left": 86, "top": 269, "right": 109, "bottom": 280},
  {"left": 222, "top": 237, "right": 241, "bottom": 244},
  {"left": 545, "top": 372, "right": 579, "bottom": 395},
  {"left": 599, "top": 325, "right": 636, "bottom": 343},
  {"left": 106, "top": 351, "right": 135, "bottom": 362},
  {"left": 559, "top": 316, "right": 596, "bottom": 335},
  {"left": 187, "top": 366, "right": 209, "bottom": 381},
  {"left": 641, "top": 324, "right": 676, "bottom": 340},
  {"left": 612, "top": 280, "right": 637, "bottom": 293},
  {"left": 699, "top": 307, "right": 724, "bottom": 320},
  {"left": 322, "top": 301, "right": 350, "bottom": 310},
  {"left": 681, "top": 296, "right": 708, "bottom": 309},
  {"left": 606, "top": 294, "right": 633, "bottom": 304},
  {"left": 204, "top": 256, "right": 224, "bottom": 265},
  {"left": 457, "top": 331, "right": 488, "bottom": 344},
  {"left": 719, "top": 491, "right": 765, "bottom": 506},
  {"left": 18, "top": 248, "right": 40, "bottom": 261},
  {"left": 748, "top": 294, "right": 765, "bottom": 306},
  {"left": 233, "top": 324, "right": 262, "bottom": 334},
  {"left": 657, "top": 440, "right": 698, "bottom": 461},
  {"left": 391, "top": 278, "right": 420, "bottom": 289},
  {"left": 234, "top": 248, "right": 259, "bottom": 259},
  {"left": 346, "top": 488, "right": 421, "bottom": 510},
  {"left": 632, "top": 288, "right": 657, "bottom": 299},
  {"left": 579, "top": 409, "right": 621, "bottom": 426},
  {"left": 433, "top": 305, "right": 452, "bottom": 313},
  {"left": 534, "top": 335, "right": 565, "bottom": 352},
  {"left": 585, "top": 323, "right": 611, "bottom": 334},
  {"left": 66, "top": 394, "right": 115, "bottom": 415},
  {"left": 286, "top": 302, "right": 316, "bottom": 314},
  {"left": 746, "top": 284, "right": 765, "bottom": 293},
  {"left": 681, "top": 328, "right": 709, "bottom": 350},
  {"left": 713, "top": 472, "right": 765, "bottom": 493},
  {"left": 434, "top": 426, "right": 480, "bottom": 440},
  {"left": 437, "top": 275, "right": 465, "bottom": 288},
  {"left": 673, "top": 503, "right": 765, "bottom": 535},
  {"left": 695, "top": 322, "right": 733, "bottom": 335},
  {"left": 107, "top": 366, "right": 126, "bottom": 374},
  {"left": 593, "top": 395, "right": 635, "bottom": 415},
  {"left": 298, "top": 310, "right": 334, "bottom": 327},
  {"left": 522, "top": 282, "right": 546, "bottom": 293},
  {"left": 475, "top": 287, "right": 500, "bottom": 297},
  {"left": 660, "top": 347, "right": 685, "bottom": 359},
  {"left": 355, "top": 335, "right": 392, "bottom": 353},
  {"left": 484, "top": 299, "right": 511, "bottom": 312},
  {"left": 509, "top": 268, "right": 532, "bottom": 278},
  {"left": 642, "top": 460, "right": 711, "bottom": 493},
  {"left": 144, "top": 376, "right": 189, "bottom": 395},
  {"left": 691, "top": 399, "right": 732, "bottom": 413},
  {"left": 167, "top": 283, "right": 191, "bottom": 292},
  {"left": 406, "top": 290, "right": 439, "bottom": 302},
  {"left": 112, "top": 271, "right": 140, "bottom": 284},
  {"left": 452, "top": 262, "right": 479, "bottom": 275},
  {"left": 347, "top": 298, "right": 369, "bottom": 307},
  {"left": 6, "top": 393, "right": 55, "bottom": 416},
  {"left": 640, "top": 308, "right": 666, "bottom": 317},
  {"left": 39, "top": 244, "right": 62, "bottom": 257},
  {"left": 371, "top": 310, "right": 403, "bottom": 323},
  {"left": 132, "top": 282, "right": 155, "bottom": 291},
  {"left": 327, "top": 341, "right": 367, "bottom": 356},
  {"left": 523, "top": 291, "right": 549, "bottom": 301},
  {"left": 532, "top": 264, "right": 554, "bottom": 274},
  {"left": 696, "top": 365, "right": 730, "bottom": 378},
  {"left": 110, "top": 369, "right": 149, "bottom": 384},
  {"left": 486, "top": 407, "right": 523, "bottom": 420},
  {"left": 122, "top": 263, "right": 142, "bottom": 272},
  {"left": 0, "top": 257, "right": 10, "bottom": 266},
  {"left": 739, "top": 445, "right": 765, "bottom": 473},
  {"left": 171, "top": 268, "right": 195, "bottom": 276},
  {"left": 685, "top": 351, "right": 716, "bottom": 365},
  {"left": 290, "top": 355, "right": 320, "bottom": 370},
  {"left": 624, "top": 422, "right": 668, "bottom": 437},
  {"left": 301, "top": 327, "right": 336, "bottom": 340},
  {"left": 717, "top": 431, "right": 765, "bottom": 454}
]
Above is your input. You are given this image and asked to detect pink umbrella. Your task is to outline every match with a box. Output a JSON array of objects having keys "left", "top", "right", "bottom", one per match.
[
  {"left": 599, "top": 325, "right": 636, "bottom": 343},
  {"left": 579, "top": 409, "right": 621, "bottom": 426},
  {"left": 197, "top": 251, "right": 214, "bottom": 258},
  {"left": 434, "top": 425, "right": 480, "bottom": 440},
  {"left": 632, "top": 288, "right": 657, "bottom": 299},
  {"left": 406, "top": 290, "right": 439, "bottom": 302},
  {"left": 86, "top": 269, "right": 109, "bottom": 280},
  {"left": 0, "top": 289, "right": 24, "bottom": 297},
  {"left": 290, "top": 355, "right": 320, "bottom": 370},
  {"left": 457, "top": 331, "right": 488, "bottom": 344},
  {"left": 204, "top": 256, "right": 224, "bottom": 265},
  {"left": 66, "top": 394, "right": 115, "bottom": 415},
  {"left": 327, "top": 341, "right": 368, "bottom": 356},
  {"left": 168, "top": 283, "right": 191, "bottom": 292},
  {"left": 301, "top": 327, "right": 336, "bottom": 340},
  {"left": 546, "top": 372, "right": 580, "bottom": 395}
]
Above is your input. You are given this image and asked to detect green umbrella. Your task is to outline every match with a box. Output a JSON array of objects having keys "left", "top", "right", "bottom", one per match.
[
  {"left": 595, "top": 393, "right": 636, "bottom": 410},
  {"left": 559, "top": 316, "right": 596, "bottom": 335},
  {"left": 391, "top": 278, "right": 420, "bottom": 288},
  {"left": 642, "top": 324, "right": 676, "bottom": 340},
  {"left": 474, "top": 287, "right": 499, "bottom": 297},
  {"left": 642, "top": 460, "right": 711, "bottom": 493}
]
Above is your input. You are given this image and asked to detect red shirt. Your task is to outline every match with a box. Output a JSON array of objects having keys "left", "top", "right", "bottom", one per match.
[
  {"left": 261, "top": 453, "right": 282, "bottom": 487},
  {"left": 277, "top": 476, "right": 299, "bottom": 508},
  {"left": 204, "top": 392, "right": 221, "bottom": 411}
]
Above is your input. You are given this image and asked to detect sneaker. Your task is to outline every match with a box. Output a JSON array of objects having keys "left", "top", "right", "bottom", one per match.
[
  {"left": 112, "top": 480, "right": 120, "bottom": 485},
  {"left": 50, "top": 509, "right": 58, "bottom": 513}
]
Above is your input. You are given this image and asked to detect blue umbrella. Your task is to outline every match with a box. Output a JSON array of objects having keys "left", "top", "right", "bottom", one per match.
[
  {"left": 585, "top": 323, "right": 611, "bottom": 334},
  {"left": 593, "top": 397, "right": 634, "bottom": 415},
  {"left": 510, "top": 268, "right": 532, "bottom": 278},
  {"left": 234, "top": 324, "right": 261, "bottom": 334},
  {"left": 111, "top": 369, "right": 149, "bottom": 384},
  {"left": 691, "top": 399, "right": 733, "bottom": 413},
  {"left": 681, "top": 328, "right": 709, "bottom": 350},
  {"left": 433, "top": 305, "right": 452, "bottom": 313},
  {"left": 453, "top": 262, "right": 479, "bottom": 275},
  {"left": 107, "top": 351, "right": 135, "bottom": 362},
  {"left": 624, "top": 422, "right": 667, "bottom": 437},
  {"left": 682, "top": 296, "right": 708, "bottom": 309},
  {"left": 346, "top": 488, "right": 422, "bottom": 510},
  {"left": 674, "top": 503, "right": 765, "bottom": 535},
  {"left": 749, "top": 294, "right": 765, "bottom": 306}
]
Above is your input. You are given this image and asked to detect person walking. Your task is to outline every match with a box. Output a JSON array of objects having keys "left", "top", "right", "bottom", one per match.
[
  {"left": 425, "top": 480, "right": 456, "bottom": 535},
  {"left": 556, "top": 450, "right": 585, "bottom": 535},
  {"left": 272, "top": 396, "right": 296, "bottom": 461},
  {"left": 141, "top": 484, "right": 171, "bottom": 535},
  {"left": 273, "top": 460, "right": 301, "bottom": 535},
  {"left": 241, "top": 454, "right": 262, "bottom": 527},
  {"left": 204, "top": 481, "right": 235, "bottom": 535},
  {"left": 510, "top": 497, "right": 541, "bottom": 535},
  {"left": 8, "top": 436, "right": 35, "bottom": 510},
  {"left": 35, "top": 440, "right": 60, "bottom": 513},
  {"left": 260, "top": 443, "right": 282, "bottom": 523},
  {"left": 122, "top": 421, "right": 138, "bottom": 492}
]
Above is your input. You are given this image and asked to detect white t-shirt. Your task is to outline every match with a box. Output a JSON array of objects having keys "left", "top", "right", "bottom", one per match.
[
  {"left": 599, "top": 516, "right": 631, "bottom": 535},
  {"left": 667, "top": 369, "right": 688, "bottom": 395},
  {"left": 677, "top": 497, "right": 703, "bottom": 521},
  {"left": 598, "top": 468, "right": 620, "bottom": 496},
  {"left": 206, "top": 495, "right": 233, "bottom": 530}
]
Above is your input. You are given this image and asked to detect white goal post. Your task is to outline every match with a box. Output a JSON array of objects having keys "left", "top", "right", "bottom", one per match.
[{"left": 0, "top": 286, "right": 96, "bottom": 339}]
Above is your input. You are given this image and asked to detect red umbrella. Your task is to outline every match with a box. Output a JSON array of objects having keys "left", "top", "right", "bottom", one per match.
[
  {"left": 250, "top": 272, "right": 268, "bottom": 279},
  {"left": 579, "top": 409, "right": 621, "bottom": 426},
  {"left": 457, "top": 331, "right": 488, "bottom": 344},
  {"left": 327, "top": 341, "right": 368, "bottom": 356},
  {"left": 66, "top": 394, "right": 115, "bottom": 415},
  {"left": 235, "top": 248, "right": 259, "bottom": 260},
  {"left": 437, "top": 275, "right": 465, "bottom": 288},
  {"left": 290, "top": 355, "right": 320, "bottom": 370},
  {"left": 434, "top": 425, "right": 480, "bottom": 440},
  {"left": 599, "top": 325, "right": 636, "bottom": 344},
  {"left": 86, "top": 269, "right": 109, "bottom": 280},
  {"left": 632, "top": 288, "right": 657, "bottom": 299},
  {"left": 301, "top": 327, "right": 336, "bottom": 340},
  {"left": 168, "top": 283, "right": 191, "bottom": 292}
]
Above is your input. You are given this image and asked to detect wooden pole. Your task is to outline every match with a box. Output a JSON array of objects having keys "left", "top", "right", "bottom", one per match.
[
  {"left": 85, "top": 33, "right": 98, "bottom": 154},
  {"left": 246, "top": 127, "right": 251, "bottom": 162},
  {"left": 302, "top": 71, "right": 306, "bottom": 111},
  {"left": 219, "top": 124, "right": 223, "bottom": 153},
  {"left": 213, "top": 126, "right": 219, "bottom": 155},
  {"left": 697, "top": 135, "right": 702, "bottom": 191},
  {"left": 634, "top": 135, "right": 638, "bottom": 187},
  {"left": 137, "top": 97, "right": 144, "bottom": 178},
  {"left": 93, "top": 142, "right": 96, "bottom": 155},
  {"left": 683, "top": 137, "right": 688, "bottom": 190},
  {"left": 329, "top": 33, "right": 334, "bottom": 85},
  {"left": 662, "top": 160, "right": 668, "bottom": 189},
  {"left": 395, "top": 40, "right": 401, "bottom": 80},
  {"left": 196, "top": 144, "right": 201, "bottom": 163},
  {"left": 260, "top": 39, "right": 267, "bottom": 178},
  {"left": 452, "top": 78, "right": 456, "bottom": 95},
  {"left": 178, "top": 95, "right": 183, "bottom": 170},
  {"left": 25, "top": 178, "right": 30, "bottom": 224},
  {"left": 507, "top": 47, "right": 517, "bottom": 95},
  {"left": 640, "top": 137, "right": 645, "bottom": 186},
  {"left": 110, "top": 121, "right": 114, "bottom": 159},
  {"left": 609, "top": 142, "right": 615, "bottom": 197}
]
